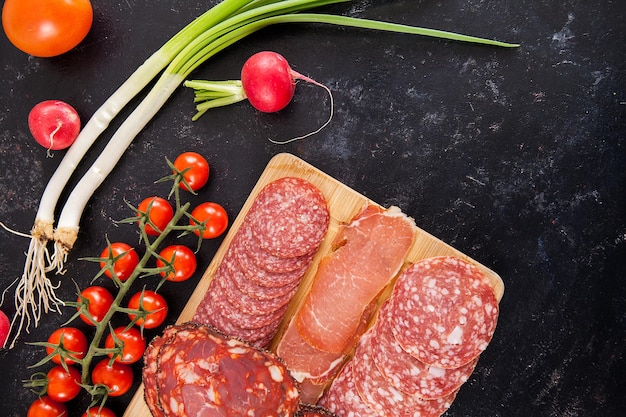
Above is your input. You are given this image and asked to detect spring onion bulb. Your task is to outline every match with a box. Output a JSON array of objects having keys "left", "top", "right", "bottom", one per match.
[{"left": 5, "top": 0, "right": 518, "bottom": 348}]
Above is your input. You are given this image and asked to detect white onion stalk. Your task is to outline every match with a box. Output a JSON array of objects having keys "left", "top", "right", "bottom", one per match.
[{"left": 3, "top": 0, "right": 258, "bottom": 348}]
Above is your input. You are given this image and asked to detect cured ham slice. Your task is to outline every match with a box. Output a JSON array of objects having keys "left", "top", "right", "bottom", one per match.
[
  {"left": 275, "top": 204, "right": 416, "bottom": 403},
  {"left": 295, "top": 205, "right": 416, "bottom": 354}
]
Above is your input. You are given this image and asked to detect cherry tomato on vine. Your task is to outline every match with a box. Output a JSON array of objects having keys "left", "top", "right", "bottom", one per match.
[
  {"left": 78, "top": 286, "right": 114, "bottom": 326},
  {"left": 105, "top": 326, "right": 146, "bottom": 364},
  {"left": 46, "top": 365, "right": 81, "bottom": 402},
  {"left": 81, "top": 406, "right": 116, "bottom": 417},
  {"left": 26, "top": 396, "right": 68, "bottom": 417},
  {"left": 91, "top": 359, "right": 133, "bottom": 397},
  {"left": 173, "top": 152, "right": 209, "bottom": 192},
  {"left": 137, "top": 196, "right": 174, "bottom": 236},
  {"left": 190, "top": 202, "right": 228, "bottom": 239},
  {"left": 99, "top": 242, "right": 140, "bottom": 282},
  {"left": 156, "top": 245, "right": 197, "bottom": 282},
  {"left": 2, "top": 0, "right": 93, "bottom": 58},
  {"left": 46, "top": 327, "right": 88, "bottom": 365},
  {"left": 127, "top": 290, "right": 168, "bottom": 329}
]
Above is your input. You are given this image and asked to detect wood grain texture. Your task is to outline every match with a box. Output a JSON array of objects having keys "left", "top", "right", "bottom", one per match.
[{"left": 123, "top": 152, "right": 504, "bottom": 417}]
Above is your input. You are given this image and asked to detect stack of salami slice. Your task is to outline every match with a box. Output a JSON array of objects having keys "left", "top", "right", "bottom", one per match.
[
  {"left": 142, "top": 322, "right": 300, "bottom": 417},
  {"left": 194, "top": 176, "right": 330, "bottom": 347},
  {"left": 320, "top": 256, "right": 499, "bottom": 417}
]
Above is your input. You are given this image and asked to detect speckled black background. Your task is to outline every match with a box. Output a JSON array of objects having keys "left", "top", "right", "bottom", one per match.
[{"left": 0, "top": 0, "right": 624, "bottom": 416}]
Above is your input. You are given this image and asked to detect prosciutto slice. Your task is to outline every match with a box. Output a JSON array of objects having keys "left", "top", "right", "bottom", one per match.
[
  {"left": 295, "top": 205, "right": 416, "bottom": 354},
  {"left": 275, "top": 205, "right": 415, "bottom": 402}
]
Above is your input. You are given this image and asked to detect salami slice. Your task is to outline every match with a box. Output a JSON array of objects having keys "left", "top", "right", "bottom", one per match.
[
  {"left": 318, "top": 361, "right": 379, "bottom": 417},
  {"left": 239, "top": 221, "right": 316, "bottom": 274},
  {"left": 142, "top": 323, "right": 195, "bottom": 417},
  {"left": 390, "top": 256, "right": 499, "bottom": 368},
  {"left": 218, "top": 262, "right": 298, "bottom": 316},
  {"left": 246, "top": 177, "right": 330, "bottom": 258},
  {"left": 233, "top": 230, "right": 308, "bottom": 287},
  {"left": 147, "top": 323, "right": 300, "bottom": 416},
  {"left": 371, "top": 302, "right": 478, "bottom": 399},
  {"left": 352, "top": 332, "right": 457, "bottom": 417},
  {"left": 229, "top": 249, "right": 303, "bottom": 301},
  {"left": 210, "top": 274, "right": 289, "bottom": 330},
  {"left": 156, "top": 324, "right": 215, "bottom": 415}
]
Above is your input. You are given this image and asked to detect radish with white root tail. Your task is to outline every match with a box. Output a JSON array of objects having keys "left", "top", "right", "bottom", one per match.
[
  {"left": 0, "top": 0, "right": 519, "bottom": 349},
  {"left": 185, "top": 51, "right": 334, "bottom": 144}
]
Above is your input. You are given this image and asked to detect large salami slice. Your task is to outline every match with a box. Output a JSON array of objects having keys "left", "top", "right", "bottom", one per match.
[
  {"left": 352, "top": 332, "right": 457, "bottom": 417},
  {"left": 144, "top": 323, "right": 300, "bottom": 417},
  {"left": 246, "top": 177, "right": 330, "bottom": 258},
  {"left": 318, "top": 361, "right": 379, "bottom": 417},
  {"left": 389, "top": 256, "right": 499, "bottom": 368},
  {"left": 142, "top": 322, "right": 196, "bottom": 417},
  {"left": 238, "top": 222, "right": 315, "bottom": 275},
  {"left": 371, "top": 302, "right": 478, "bottom": 399}
]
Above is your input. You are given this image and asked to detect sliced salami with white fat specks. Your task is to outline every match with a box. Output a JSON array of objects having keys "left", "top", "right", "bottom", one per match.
[
  {"left": 218, "top": 261, "right": 298, "bottom": 316},
  {"left": 193, "top": 176, "right": 328, "bottom": 348},
  {"left": 318, "top": 361, "right": 379, "bottom": 417},
  {"left": 352, "top": 332, "right": 457, "bottom": 417},
  {"left": 247, "top": 177, "right": 330, "bottom": 258},
  {"left": 209, "top": 273, "right": 289, "bottom": 330},
  {"left": 372, "top": 301, "right": 478, "bottom": 399},
  {"left": 239, "top": 221, "right": 316, "bottom": 274},
  {"left": 389, "top": 256, "right": 499, "bottom": 369},
  {"left": 233, "top": 229, "right": 309, "bottom": 287}
]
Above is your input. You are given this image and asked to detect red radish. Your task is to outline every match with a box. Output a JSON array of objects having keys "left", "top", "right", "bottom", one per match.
[
  {"left": 186, "top": 51, "right": 334, "bottom": 143},
  {"left": 241, "top": 51, "right": 326, "bottom": 113},
  {"left": 0, "top": 310, "right": 9, "bottom": 347},
  {"left": 241, "top": 51, "right": 297, "bottom": 112},
  {"left": 28, "top": 100, "right": 81, "bottom": 152}
]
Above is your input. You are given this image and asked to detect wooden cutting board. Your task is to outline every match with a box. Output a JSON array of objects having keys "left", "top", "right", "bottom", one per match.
[{"left": 123, "top": 152, "right": 504, "bottom": 416}]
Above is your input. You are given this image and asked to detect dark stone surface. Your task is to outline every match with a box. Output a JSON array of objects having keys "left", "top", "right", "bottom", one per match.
[{"left": 0, "top": 0, "right": 624, "bottom": 416}]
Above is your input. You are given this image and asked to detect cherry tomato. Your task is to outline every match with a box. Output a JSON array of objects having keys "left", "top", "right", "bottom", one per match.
[
  {"left": 0, "top": 309, "right": 9, "bottom": 347},
  {"left": 127, "top": 290, "right": 168, "bottom": 329},
  {"left": 173, "top": 152, "right": 209, "bottom": 192},
  {"left": 78, "top": 286, "right": 114, "bottom": 326},
  {"left": 99, "top": 242, "right": 140, "bottom": 282},
  {"left": 28, "top": 100, "right": 81, "bottom": 151},
  {"left": 156, "top": 245, "right": 197, "bottom": 282},
  {"left": 2, "top": 0, "right": 93, "bottom": 58},
  {"left": 45, "top": 327, "right": 88, "bottom": 366},
  {"left": 81, "top": 406, "right": 116, "bottom": 417},
  {"left": 190, "top": 202, "right": 228, "bottom": 239},
  {"left": 46, "top": 365, "right": 81, "bottom": 403},
  {"left": 137, "top": 196, "right": 174, "bottom": 236},
  {"left": 91, "top": 359, "right": 133, "bottom": 397},
  {"left": 27, "top": 396, "right": 68, "bottom": 417},
  {"left": 105, "top": 326, "right": 146, "bottom": 364}
]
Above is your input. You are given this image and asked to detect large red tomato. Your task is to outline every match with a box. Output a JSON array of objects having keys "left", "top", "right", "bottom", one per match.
[{"left": 2, "top": 0, "right": 93, "bottom": 57}]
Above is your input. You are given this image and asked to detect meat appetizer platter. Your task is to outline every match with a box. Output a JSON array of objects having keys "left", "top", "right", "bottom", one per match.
[{"left": 124, "top": 152, "right": 504, "bottom": 417}]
